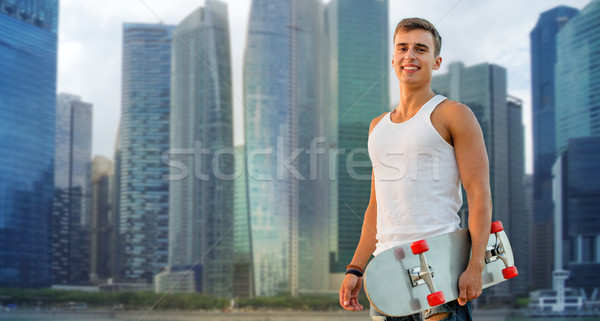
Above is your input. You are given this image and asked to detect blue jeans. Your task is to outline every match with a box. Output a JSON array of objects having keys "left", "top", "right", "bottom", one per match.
[{"left": 370, "top": 300, "right": 472, "bottom": 321}]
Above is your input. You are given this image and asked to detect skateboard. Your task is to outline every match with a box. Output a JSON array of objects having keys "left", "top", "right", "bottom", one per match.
[{"left": 364, "top": 221, "right": 518, "bottom": 317}]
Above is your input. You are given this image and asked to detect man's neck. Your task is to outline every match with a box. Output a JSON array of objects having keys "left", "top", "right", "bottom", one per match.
[{"left": 394, "top": 85, "right": 436, "bottom": 119}]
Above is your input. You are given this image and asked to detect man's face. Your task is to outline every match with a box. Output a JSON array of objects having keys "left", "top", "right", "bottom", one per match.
[{"left": 392, "top": 29, "right": 442, "bottom": 86}]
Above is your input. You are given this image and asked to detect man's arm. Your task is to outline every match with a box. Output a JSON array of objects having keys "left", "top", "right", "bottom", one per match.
[
  {"left": 339, "top": 115, "right": 384, "bottom": 311},
  {"left": 444, "top": 102, "right": 492, "bottom": 306}
]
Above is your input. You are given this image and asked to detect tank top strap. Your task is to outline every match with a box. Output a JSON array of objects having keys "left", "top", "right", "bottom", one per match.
[{"left": 420, "top": 94, "right": 447, "bottom": 118}]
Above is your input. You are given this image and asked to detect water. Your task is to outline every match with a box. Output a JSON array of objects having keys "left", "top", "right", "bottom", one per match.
[{"left": 1, "top": 312, "right": 599, "bottom": 321}]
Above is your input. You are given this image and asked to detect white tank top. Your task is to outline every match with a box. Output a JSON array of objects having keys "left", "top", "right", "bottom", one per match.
[{"left": 368, "top": 95, "right": 463, "bottom": 256}]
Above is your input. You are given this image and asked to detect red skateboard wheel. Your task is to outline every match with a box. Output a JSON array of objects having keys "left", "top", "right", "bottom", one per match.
[
  {"left": 502, "top": 266, "right": 518, "bottom": 279},
  {"left": 427, "top": 291, "right": 445, "bottom": 307},
  {"left": 490, "top": 221, "right": 504, "bottom": 234},
  {"left": 410, "top": 239, "right": 429, "bottom": 254}
]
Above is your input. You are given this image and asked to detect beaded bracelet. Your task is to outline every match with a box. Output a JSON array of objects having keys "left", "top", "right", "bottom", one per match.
[{"left": 345, "top": 264, "right": 364, "bottom": 273}]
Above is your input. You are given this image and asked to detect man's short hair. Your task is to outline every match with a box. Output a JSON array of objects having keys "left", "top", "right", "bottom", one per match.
[{"left": 393, "top": 18, "right": 442, "bottom": 57}]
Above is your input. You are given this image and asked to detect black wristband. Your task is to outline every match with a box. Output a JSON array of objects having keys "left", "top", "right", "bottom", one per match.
[{"left": 345, "top": 268, "right": 364, "bottom": 277}]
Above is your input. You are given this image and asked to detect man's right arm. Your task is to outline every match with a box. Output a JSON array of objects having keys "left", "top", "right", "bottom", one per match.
[{"left": 339, "top": 115, "right": 384, "bottom": 311}]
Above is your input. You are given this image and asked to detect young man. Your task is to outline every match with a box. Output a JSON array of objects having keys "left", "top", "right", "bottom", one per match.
[{"left": 339, "top": 18, "right": 492, "bottom": 321}]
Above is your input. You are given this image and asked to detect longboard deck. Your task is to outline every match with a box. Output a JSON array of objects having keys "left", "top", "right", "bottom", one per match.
[{"left": 364, "top": 228, "right": 514, "bottom": 317}]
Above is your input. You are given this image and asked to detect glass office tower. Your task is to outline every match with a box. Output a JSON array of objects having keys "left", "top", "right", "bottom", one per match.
[
  {"left": 555, "top": 0, "right": 600, "bottom": 154},
  {"left": 553, "top": 0, "right": 600, "bottom": 296},
  {"left": 0, "top": 0, "right": 59, "bottom": 288},
  {"left": 244, "top": 0, "right": 327, "bottom": 296},
  {"left": 90, "top": 155, "right": 115, "bottom": 283},
  {"left": 529, "top": 6, "right": 578, "bottom": 290},
  {"left": 233, "top": 145, "right": 253, "bottom": 298},
  {"left": 507, "top": 96, "right": 530, "bottom": 295},
  {"left": 119, "top": 23, "right": 172, "bottom": 282},
  {"left": 553, "top": 137, "right": 600, "bottom": 296},
  {"left": 325, "top": 0, "right": 389, "bottom": 274},
  {"left": 168, "top": 0, "right": 234, "bottom": 297},
  {"left": 432, "top": 62, "right": 512, "bottom": 300},
  {"left": 53, "top": 93, "right": 93, "bottom": 285}
]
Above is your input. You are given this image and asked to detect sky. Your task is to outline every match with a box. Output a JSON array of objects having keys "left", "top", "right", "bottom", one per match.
[{"left": 57, "top": 0, "right": 593, "bottom": 173}]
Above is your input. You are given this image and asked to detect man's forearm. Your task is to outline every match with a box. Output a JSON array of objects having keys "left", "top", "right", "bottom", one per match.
[
  {"left": 349, "top": 205, "right": 378, "bottom": 269},
  {"left": 467, "top": 196, "right": 492, "bottom": 270}
]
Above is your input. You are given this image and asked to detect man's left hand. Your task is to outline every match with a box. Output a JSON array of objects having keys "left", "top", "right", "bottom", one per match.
[{"left": 457, "top": 264, "right": 483, "bottom": 306}]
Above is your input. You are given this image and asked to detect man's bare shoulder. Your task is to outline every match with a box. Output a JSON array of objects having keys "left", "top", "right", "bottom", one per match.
[
  {"left": 436, "top": 99, "right": 478, "bottom": 126},
  {"left": 369, "top": 112, "right": 388, "bottom": 135}
]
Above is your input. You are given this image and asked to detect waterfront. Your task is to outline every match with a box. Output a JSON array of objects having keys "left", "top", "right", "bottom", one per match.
[{"left": 1, "top": 310, "right": 600, "bottom": 321}]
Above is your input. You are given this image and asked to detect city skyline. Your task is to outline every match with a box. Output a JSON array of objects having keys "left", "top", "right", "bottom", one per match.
[
  {"left": 58, "top": 0, "right": 592, "bottom": 174},
  {"left": 0, "top": 0, "right": 598, "bottom": 305}
]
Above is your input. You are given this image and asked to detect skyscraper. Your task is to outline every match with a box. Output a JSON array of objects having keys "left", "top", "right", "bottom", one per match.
[
  {"left": 168, "top": 0, "right": 234, "bottom": 297},
  {"left": 90, "top": 155, "right": 115, "bottom": 283},
  {"left": 244, "top": 0, "right": 328, "bottom": 296},
  {"left": 555, "top": 0, "right": 600, "bottom": 154},
  {"left": 507, "top": 96, "right": 530, "bottom": 295},
  {"left": 119, "top": 23, "right": 172, "bottom": 282},
  {"left": 530, "top": 5, "right": 578, "bottom": 290},
  {"left": 53, "top": 93, "right": 93, "bottom": 285},
  {"left": 233, "top": 145, "right": 253, "bottom": 298},
  {"left": 553, "top": 137, "right": 600, "bottom": 296},
  {"left": 0, "top": 0, "right": 59, "bottom": 288},
  {"left": 553, "top": 0, "right": 600, "bottom": 296},
  {"left": 432, "top": 62, "right": 512, "bottom": 300},
  {"left": 325, "top": 0, "right": 389, "bottom": 275}
]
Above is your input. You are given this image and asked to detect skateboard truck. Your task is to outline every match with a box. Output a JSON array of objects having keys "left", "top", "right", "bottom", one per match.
[
  {"left": 408, "top": 239, "right": 446, "bottom": 307},
  {"left": 486, "top": 221, "right": 518, "bottom": 279}
]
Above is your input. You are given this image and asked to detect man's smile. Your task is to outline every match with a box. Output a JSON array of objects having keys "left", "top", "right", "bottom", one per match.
[{"left": 401, "top": 64, "right": 420, "bottom": 72}]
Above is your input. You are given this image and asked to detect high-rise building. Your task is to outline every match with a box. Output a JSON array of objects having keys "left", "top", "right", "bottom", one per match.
[
  {"left": 507, "top": 96, "right": 529, "bottom": 295},
  {"left": 90, "top": 155, "right": 115, "bottom": 283},
  {"left": 52, "top": 93, "right": 93, "bottom": 285},
  {"left": 168, "top": 0, "right": 234, "bottom": 297},
  {"left": 244, "top": 0, "right": 328, "bottom": 296},
  {"left": 530, "top": 5, "right": 578, "bottom": 290},
  {"left": 523, "top": 174, "right": 534, "bottom": 293},
  {"left": 432, "top": 62, "right": 512, "bottom": 300},
  {"left": 233, "top": 145, "right": 253, "bottom": 298},
  {"left": 553, "top": 0, "right": 600, "bottom": 296},
  {"left": 325, "top": 0, "right": 389, "bottom": 275},
  {"left": 553, "top": 136, "right": 600, "bottom": 296},
  {"left": 555, "top": 0, "right": 600, "bottom": 154},
  {"left": 0, "top": 0, "right": 59, "bottom": 288},
  {"left": 113, "top": 126, "right": 123, "bottom": 281},
  {"left": 119, "top": 23, "right": 172, "bottom": 282}
]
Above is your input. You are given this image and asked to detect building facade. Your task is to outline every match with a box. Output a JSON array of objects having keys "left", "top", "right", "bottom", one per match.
[
  {"left": 0, "top": 0, "right": 59, "bottom": 287},
  {"left": 168, "top": 0, "right": 234, "bottom": 297},
  {"left": 119, "top": 23, "right": 172, "bottom": 282},
  {"left": 52, "top": 93, "right": 93, "bottom": 285},
  {"left": 530, "top": 6, "right": 578, "bottom": 290},
  {"left": 244, "top": 0, "right": 328, "bottom": 296},
  {"left": 507, "top": 96, "right": 530, "bottom": 295},
  {"left": 233, "top": 145, "right": 253, "bottom": 298},
  {"left": 553, "top": 0, "right": 600, "bottom": 296},
  {"left": 555, "top": 1, "right": 600, "bottom": 154},
  {"left": 90, "top": 155, "right": 115, "bottom": 283},
  {"left": 553, "top": 137, "right": 600, "bottom": 296},
  {"left": 432, "top": 62, "right": 512, "bottom": 299},
  {"left": 325, "top": 0, "right": 389, "bottom": 275}
]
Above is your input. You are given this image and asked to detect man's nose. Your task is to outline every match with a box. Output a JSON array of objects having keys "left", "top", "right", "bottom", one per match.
[{"left": 405, "top": 48, "right": 417, "bottom": 59}]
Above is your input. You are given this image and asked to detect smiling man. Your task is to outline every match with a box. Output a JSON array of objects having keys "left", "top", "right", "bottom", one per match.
[{"left": 339, "top": 18, "right": 492, "bottom": 321}]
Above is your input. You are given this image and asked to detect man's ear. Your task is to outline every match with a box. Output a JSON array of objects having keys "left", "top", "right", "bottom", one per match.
[
  {"left": 433, "top": 56, "right": 442, "bottom": 70},
  {"left": 391, "top": 58, "right": 395, "bottom": 66}
]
